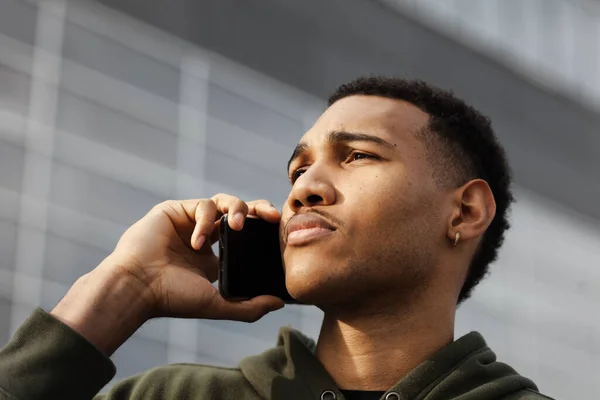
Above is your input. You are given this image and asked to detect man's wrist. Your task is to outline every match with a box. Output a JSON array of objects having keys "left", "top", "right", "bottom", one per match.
[{"left": 50, "top": 257, "right": 152, "bottom": 356}]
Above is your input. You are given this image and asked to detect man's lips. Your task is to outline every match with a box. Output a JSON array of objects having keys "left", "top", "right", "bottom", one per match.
[{"left": 284, "top": 212, "right": 336, "bottom": 246}]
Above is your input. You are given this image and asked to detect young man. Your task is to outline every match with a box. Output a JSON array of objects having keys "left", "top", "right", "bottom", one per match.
[{"left": 0, "top": 77, "right": 554, "bottom": 399}]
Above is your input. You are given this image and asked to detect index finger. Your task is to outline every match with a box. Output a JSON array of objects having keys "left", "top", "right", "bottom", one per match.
[
  {"left": 246, "top": 199, "right": 281, "bottom": 223},
  {"left": 208, "top": 200, "right": 281, "bottom": 244},
  {"left": 189, "top": 194, "right": 249, "bottom": 249}
]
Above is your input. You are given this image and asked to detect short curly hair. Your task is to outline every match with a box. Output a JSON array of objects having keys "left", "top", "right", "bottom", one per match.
[{"left": 328, "top": 76, "right": 514, "bottom": 303}]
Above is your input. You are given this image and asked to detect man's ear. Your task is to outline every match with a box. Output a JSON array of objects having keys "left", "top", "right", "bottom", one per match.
[{"left": 447, "top": 179, "right": 496, "bottom": 245}]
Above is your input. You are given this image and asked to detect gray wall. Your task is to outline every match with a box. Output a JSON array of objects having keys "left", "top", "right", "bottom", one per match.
[
  {"left": 100, "top": 0, "right": 600, "bottom": 225},
  {"left": 0, "top": 0, "right": 325, "bottom": 392},
  {"left": 0, "top": 1, "right": 599, "bottom": 399}
]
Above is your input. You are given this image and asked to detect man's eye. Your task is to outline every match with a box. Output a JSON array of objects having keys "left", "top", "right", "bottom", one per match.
[
  {"left": 350, "top": 152, "right": 377, "bottom": 161},
  {"left": 290, "top": 168, "right": 306, "bottom": 183}
]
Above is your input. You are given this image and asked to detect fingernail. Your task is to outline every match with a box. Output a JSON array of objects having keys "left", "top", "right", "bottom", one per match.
[
  {"left": 233, "top": 212, "right": 245, "bottom": 229},
  {"left": 195, "top": 234, "right": 206, "bottom": 249}
]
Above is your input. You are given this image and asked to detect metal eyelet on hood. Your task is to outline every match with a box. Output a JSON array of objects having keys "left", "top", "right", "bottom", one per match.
[
  {"left": 385, "top": 392, "right": 400, "bottom": 400},
  {"left": 320, "top": 389, "right": 337, "bottom": 400}
]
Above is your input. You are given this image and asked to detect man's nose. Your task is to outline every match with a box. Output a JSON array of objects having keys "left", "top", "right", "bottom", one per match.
[{"left": 287, "top": 167, "right": 336, "bottom": 211}]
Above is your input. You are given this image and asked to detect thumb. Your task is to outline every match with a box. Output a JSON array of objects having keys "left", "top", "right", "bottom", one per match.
[{"left": 211, "top": 295, "right": 285, "bottom": 323}]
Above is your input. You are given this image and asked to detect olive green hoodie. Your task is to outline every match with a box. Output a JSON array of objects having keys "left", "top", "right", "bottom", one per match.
[{"left": 0, "top": 308, "right": 553, "bottom": 400}]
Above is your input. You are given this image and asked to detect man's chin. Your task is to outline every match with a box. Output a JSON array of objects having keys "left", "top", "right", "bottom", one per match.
[
  {"left": 283, "top": 261, "right": 353, "bottom": 306},
  {"left": 285, "top": 280, "right": 324, "bottom": 305},
  {"left": 283, "top": 260, "right": 329, "bottom": 303}
]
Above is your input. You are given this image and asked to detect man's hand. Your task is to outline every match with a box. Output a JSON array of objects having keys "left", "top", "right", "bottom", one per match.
[{"left": 50, "top": 194, "right": 285, "bottom": 355}]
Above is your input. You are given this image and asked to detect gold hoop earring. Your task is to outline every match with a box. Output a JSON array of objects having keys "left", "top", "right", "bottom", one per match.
[{"left": 453, "top": 232, "right": 461, "bottom": 247}]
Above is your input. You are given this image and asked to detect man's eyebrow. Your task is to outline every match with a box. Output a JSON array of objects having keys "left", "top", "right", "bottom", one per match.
[
  {"left": 287, "top": 131, "right": 395, "bottom": 172},
  {"left": 326, "top": 130, "right": 396, "bottom": 149}
]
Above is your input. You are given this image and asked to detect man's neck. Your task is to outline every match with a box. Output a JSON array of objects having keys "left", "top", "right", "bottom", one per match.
[{"left": 315, "top": 296, "right": 455, "bottom": 391}]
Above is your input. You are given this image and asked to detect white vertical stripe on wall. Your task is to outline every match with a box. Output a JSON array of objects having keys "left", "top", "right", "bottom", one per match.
[
  {"left": 10, "top": 0, "right": 66, "bottom": 335},
  {"left": 166, "top": 53, "right": 211, "bottom": 364}
]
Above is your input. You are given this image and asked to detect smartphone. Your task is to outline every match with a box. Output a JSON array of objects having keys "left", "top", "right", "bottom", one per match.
[{"left": 218, "top": 214, "right": 297, "bottom": 303}]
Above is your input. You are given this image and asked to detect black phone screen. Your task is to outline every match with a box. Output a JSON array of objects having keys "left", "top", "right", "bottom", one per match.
[{"left": 218, "top": 215, "right": 297, "bottom": 303}]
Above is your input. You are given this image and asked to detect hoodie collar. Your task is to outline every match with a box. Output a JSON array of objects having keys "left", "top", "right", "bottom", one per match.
[
  {"left": 239, "top": 327, "right": 537, "bottom": 400},
  {"left": 240, "top": 326, "right": 339, "bottom": 400}
]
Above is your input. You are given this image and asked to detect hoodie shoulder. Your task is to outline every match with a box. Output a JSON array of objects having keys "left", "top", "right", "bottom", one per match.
[{"left": 98, "top": 363, "right": 261, "bottom": 400}]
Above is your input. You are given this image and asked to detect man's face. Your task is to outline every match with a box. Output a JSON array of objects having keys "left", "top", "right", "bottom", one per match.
[{"left": 280, "top": 95, "right": 449, "bottom": 307}]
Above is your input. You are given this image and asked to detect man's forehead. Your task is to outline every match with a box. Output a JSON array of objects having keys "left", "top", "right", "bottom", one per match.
[{"left": 301, "top": 95, "right": 429, "bottom": 144}]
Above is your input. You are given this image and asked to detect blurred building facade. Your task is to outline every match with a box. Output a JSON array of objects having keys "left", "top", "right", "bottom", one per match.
[{"left": 0, "top": 0, "right": 599, "bottom": 398}]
